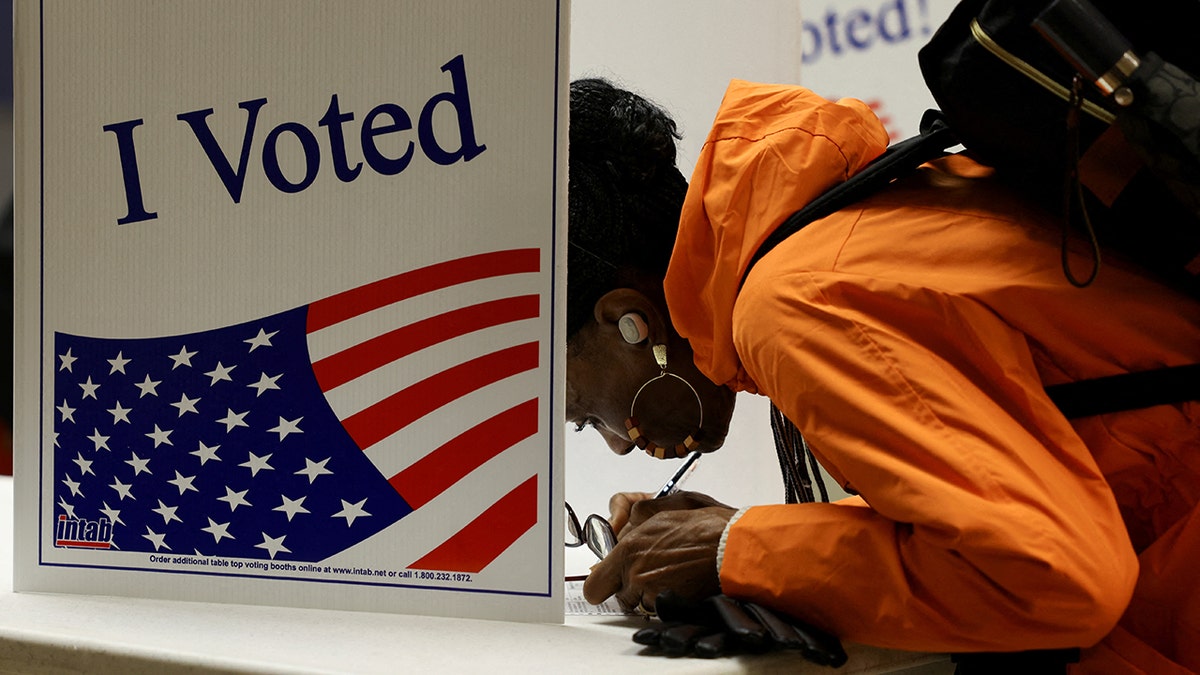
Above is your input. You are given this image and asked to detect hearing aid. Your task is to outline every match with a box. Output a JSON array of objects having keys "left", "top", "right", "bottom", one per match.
[{"left": 618, "top": 313, "right": 648, "bottom": 344}]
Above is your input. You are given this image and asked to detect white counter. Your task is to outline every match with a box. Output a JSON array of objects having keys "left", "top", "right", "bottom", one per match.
[{"left": 0, "top": 477, "right": 949, "bottom": 674}]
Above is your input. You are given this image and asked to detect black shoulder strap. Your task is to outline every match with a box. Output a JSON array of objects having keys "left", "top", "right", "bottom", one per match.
[
  {"left": 1045, "top": 364, "right": 1200, "bottom": 418},
  {"left": 740, "top": 109, "right": 959, "bottom": 291},
  {"left": 740, "top": 108, "right": 1199, "bottom": 418}
]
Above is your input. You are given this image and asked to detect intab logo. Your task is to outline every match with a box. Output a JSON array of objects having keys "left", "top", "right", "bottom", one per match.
[{"left": 54, "top": 515, "right": 114, "bottom": 549}]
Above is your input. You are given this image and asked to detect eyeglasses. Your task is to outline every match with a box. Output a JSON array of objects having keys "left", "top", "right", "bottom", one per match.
[{"left": 565, "top": 502, "right": 616, "bottom": 560}]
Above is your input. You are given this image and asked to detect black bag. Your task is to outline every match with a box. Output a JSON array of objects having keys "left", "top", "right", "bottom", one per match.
[
  {"left": 918, "top": 0, "right": 1200, "bottom": 294},
  {"left": 742, "top": 0, "right": 1200, "bottom": 419}
]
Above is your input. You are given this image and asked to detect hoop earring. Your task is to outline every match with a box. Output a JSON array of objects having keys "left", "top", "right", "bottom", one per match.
[{"left": 624, "top": 344, "right": 703, "bottom": 459}]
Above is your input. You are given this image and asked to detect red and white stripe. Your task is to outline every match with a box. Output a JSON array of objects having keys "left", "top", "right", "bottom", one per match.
[{"left": 306, "top": 249, "right": 545, "bottom": 573}]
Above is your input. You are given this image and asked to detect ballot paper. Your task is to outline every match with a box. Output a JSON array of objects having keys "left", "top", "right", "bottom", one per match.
[
  {"left": 565, "top": 581, "right": 629, "bottom": 616},
  {"left": 12, "top": 0, "right": 568, "bottom": 623}
]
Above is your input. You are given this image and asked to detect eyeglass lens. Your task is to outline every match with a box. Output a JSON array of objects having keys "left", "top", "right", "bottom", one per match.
[
  {"left": 565, "top": 502, "right": 583, "bottom": 547},
  {"left": 564, "top": 503, "right": 616, "bottom": 559},
  {"left": 583, "top": 514, "right": 616, "bottom": 559}
]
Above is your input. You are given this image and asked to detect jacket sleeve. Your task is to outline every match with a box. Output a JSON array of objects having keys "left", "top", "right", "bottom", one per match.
[{"left": 721, "top": 266, "right": 1140, "bottom": 653}]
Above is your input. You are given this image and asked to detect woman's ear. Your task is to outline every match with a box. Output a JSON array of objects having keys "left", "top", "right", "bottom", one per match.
[{"left": 593, "top": 288, "right": 668, "bottom": 348}]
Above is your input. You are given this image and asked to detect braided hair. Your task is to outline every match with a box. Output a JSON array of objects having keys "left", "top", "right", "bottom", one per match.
[{"left": 566, "top": 78, "right": 688, "bottom": 340}]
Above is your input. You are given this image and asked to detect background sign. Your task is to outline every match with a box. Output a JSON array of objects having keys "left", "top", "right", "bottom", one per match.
[{"left": 800, "top": 0, "right": 958, "bottom": 140}]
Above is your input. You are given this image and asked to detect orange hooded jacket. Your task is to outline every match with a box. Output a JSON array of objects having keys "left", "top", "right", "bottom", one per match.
[{"left": 665, "top": 80, "right": 1200, "bottom": 673}]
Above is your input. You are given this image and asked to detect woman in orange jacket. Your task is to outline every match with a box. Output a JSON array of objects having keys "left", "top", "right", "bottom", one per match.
[{"left": 565, "top": 78, "right": 1200, "bottom": 673}]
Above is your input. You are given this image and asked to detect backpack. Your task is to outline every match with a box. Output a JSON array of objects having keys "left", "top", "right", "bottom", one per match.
[
  {"left": 918, "top": 0, "right": 1200, "bottom": 294},
  {"left": 742, "top": 0, "right": 1200, "bottom": 420}
]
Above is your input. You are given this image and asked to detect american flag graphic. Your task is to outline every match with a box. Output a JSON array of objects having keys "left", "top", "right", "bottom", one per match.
[{"left": 50, "top": 248, "right": 546, "bottom": 575}]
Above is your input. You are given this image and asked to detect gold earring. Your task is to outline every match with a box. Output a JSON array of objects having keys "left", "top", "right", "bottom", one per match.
[{"left": 624, "top": 344, "right": 703, "bottom": 459}]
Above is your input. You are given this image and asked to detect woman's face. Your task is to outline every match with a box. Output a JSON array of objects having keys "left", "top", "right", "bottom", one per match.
[{"left": 565, "top": 316, "right": 736, "bottom": 458}]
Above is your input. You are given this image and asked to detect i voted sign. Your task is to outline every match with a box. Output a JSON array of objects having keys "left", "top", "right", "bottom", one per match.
[{"left": 15, "top": 0, "right": 568, "bottom": 625}]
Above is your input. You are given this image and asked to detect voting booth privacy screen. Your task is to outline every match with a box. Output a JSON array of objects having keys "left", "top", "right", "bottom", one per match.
[{"left": 12, "top": 0, "right": 569, "bottom": 623}]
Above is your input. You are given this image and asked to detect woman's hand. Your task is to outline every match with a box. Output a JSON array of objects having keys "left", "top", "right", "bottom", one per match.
[
  {"left": 583, "top": 492, "right": 737, "bottom": 612},
  {"left": 606, "top": 491, "right": 654, "bottom": 534},
  {"left": 608, "top": 490, "right": 732, "bottom": 534}
]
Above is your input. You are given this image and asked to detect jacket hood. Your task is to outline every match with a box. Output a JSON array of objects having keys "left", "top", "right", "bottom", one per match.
[{"left": 664, "top": 80, "right": 889, "bottom": 390}]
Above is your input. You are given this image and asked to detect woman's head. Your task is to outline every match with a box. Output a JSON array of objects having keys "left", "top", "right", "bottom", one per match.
[
  {"left": 566, "top": 78, "right": 687, "bottom": 339},
  {"left": 566, "top": 79, "right": 735, "bottom": 456}
]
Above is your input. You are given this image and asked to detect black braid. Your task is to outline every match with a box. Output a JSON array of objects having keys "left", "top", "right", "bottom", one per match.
[
  {"left": 770, "top": 404, "right": 829, "bottom": 504},
  {"left": 566, "top": 78, "right": 688, "bottom": 339}
]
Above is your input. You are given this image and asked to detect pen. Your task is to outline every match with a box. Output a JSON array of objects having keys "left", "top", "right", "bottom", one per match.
[
  {"left": 565, "top": 451, "right": 705, "bottom": 582},
  {"left": 653, "top": 450, "right": 702, "bottom": 498}
]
